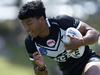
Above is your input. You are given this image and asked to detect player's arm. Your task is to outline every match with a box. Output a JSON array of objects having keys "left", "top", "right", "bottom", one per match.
[
  {"left": 57, "top": 15, "right": 99, "bottom": 51},
  {"left": 57, "top": 15, "right": 99, "bottom": 45},
  {"left": 64, "top": 21, "right": 99, "bottom": 51},
  {"left": 32, "top": 52, "right": 48, "bottom": 75},
  {"left": 25, "top": 36, "right": 48, "bottom": 75},
  {"left": 78, "top": 21, "right": 100, "bottom": 46}
]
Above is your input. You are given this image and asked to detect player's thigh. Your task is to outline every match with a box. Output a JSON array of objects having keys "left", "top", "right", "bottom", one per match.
[{"left": 82, "top": 62, "right": 100, "bottom": 75}]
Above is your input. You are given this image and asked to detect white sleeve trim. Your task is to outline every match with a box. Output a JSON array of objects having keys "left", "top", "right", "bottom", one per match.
[
  {"left": 29, "top": 58, "right": 34, "bottom": 61},
  {"left": 76, "top": 21, "right": 82, "bottom": 29},
  {"left": 46, "top": 18, "right": 51, "bottom": 27}
]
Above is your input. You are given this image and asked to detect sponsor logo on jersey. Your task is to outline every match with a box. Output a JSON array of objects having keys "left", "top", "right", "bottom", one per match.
[
  {"left": 39, "top": 47, "right": 47, "bottom": 55},
  {"left": 47, "top": 39, "right": 55, "bottom": 47},
  {"left": 54, "top": 50, "right": 70, "bottom": 62}
]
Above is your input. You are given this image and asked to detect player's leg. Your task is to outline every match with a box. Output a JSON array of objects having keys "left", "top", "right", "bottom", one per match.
[{"left": 82, "top": 57, "right": 100, "bottom": 75}]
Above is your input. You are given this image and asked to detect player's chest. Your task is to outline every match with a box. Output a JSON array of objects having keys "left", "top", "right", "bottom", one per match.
[{"left": 34, "top": 28, "right": 66, "bottom": 57}]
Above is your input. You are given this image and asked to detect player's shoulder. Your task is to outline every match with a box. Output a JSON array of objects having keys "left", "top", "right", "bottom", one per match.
[
  {"left": 48, "top": 15, "right": 75, "bottom": 21},
  {"left": 49, "top": 15, "right": 76, "bottom": 30},
  {"left": 55, "top": 15, "right": 74, "bottom": 20},
  {"left": 47, "top": 15, "right": 75, "bottom": 26}
]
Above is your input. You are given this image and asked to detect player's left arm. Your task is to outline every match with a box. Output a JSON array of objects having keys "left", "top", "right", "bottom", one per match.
[{"left": 78, "top": 21, "right": 100, "bottom": 46}]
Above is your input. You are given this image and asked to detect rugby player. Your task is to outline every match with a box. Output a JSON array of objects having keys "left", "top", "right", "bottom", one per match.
[{"left": 18, "top": 0, "right": 100, "bottom": 75}]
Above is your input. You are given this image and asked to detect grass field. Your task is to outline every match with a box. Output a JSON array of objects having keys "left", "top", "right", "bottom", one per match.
[{"left": 0, "top": 57, "right": 35, "bottom": 75}]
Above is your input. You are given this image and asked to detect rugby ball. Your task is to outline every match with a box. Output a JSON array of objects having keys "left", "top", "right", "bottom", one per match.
[{"left": 62, "top": 27, "right": 85, "bottom": 58}]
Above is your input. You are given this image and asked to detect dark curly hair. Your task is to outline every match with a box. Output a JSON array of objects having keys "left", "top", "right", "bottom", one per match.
[{"left": 18, "top": 0, "right": 46, "bottom": 20}]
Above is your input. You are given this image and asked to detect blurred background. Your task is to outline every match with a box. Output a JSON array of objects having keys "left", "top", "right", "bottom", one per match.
[{"left": 0, "top": 0, "right": 100, "bottom": 75}]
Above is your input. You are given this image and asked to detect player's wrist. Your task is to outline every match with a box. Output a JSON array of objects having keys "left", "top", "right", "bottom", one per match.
[
  {"left": 37, "top": 65, "right": 47, "bottom": 71},
  {"left": 79, "top": 37, "right": 85, "bottom": 46},
  {"left": 34, "top": 65, "right": 47, "bottom": 72}
]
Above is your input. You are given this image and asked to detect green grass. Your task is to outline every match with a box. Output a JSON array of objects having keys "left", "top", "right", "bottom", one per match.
[{"left": 0, "top": 57, "right": 35, "bottom": 75}]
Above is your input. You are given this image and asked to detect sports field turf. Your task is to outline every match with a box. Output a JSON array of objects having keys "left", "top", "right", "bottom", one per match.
[{"left": 0, "top": 57, "right": 35, "bottom": 75}]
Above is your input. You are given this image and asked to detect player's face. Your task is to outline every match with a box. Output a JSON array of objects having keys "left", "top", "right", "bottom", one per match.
[{"left": 21, "top": 17, "right": 42, "bottom": 38}]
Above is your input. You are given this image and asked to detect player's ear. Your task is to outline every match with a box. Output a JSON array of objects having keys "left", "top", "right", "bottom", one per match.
[{"left": 39, "top": 16, "right": 45, "bottom": 23}]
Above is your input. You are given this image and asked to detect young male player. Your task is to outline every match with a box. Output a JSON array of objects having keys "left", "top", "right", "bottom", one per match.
[{"left": 18, "top": 0, "right": 100, "bottom": 75}]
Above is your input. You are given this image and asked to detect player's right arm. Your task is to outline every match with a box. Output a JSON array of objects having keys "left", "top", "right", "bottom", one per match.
[
  {"left": 25, "top": 36, "right": 48, "bottom": 75},
  {"left": 32, "top": 52, "right": 48, "bottom": 75}
]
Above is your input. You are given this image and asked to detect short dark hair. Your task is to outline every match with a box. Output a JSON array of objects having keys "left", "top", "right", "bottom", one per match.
[{"left": 18, "top": 0, "right": 46, "bottom": 20}]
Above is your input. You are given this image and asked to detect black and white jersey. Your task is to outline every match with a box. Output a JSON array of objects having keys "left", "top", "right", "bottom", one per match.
[{"left": 25, "top": 15, "right": 93, "bottom": 62}]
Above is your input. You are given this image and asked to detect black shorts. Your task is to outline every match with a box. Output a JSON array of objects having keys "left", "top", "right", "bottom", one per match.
[{"left": 58, "top": 51, "right": 100, "bottom": 75}]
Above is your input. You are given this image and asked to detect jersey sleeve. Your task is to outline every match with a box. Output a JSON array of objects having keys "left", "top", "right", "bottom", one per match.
[
  {"left": 56, "top": 15, "right": 81, "bottom": 30},
  {"left": 25, "top": 35, "right": 38, "bottom": 61}
]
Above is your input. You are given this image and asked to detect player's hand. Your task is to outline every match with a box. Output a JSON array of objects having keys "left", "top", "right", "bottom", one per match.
[
  {"left": 64, "top": 36, "right": 84, "bottom": 52},
  {"left": 33, "top": 52, "right": 45, "bottom": 68}
]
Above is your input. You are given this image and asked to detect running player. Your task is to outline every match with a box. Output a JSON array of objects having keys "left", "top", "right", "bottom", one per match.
[{"left": 18, "top": 0, "right": 100, "bottom": 75}]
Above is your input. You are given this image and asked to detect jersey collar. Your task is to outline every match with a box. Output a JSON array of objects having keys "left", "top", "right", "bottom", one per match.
[{"left": 46, "top": 18, "right": 51, "bottom": 27}]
